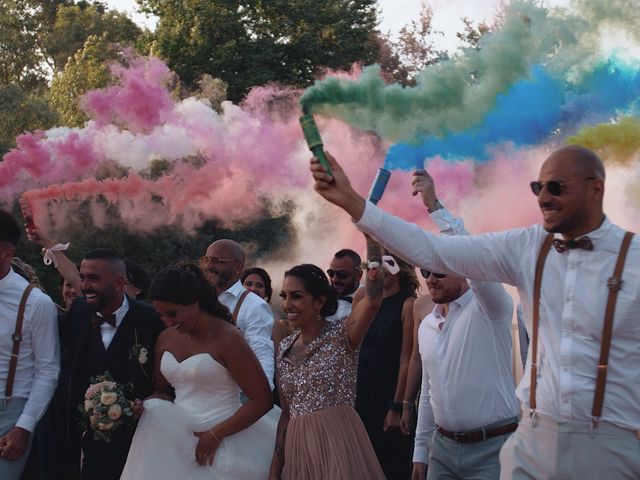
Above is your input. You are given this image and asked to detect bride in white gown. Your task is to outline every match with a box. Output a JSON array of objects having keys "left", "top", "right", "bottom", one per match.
[{"left": 120, "top": 264, "right": 278, "bottom": 479}]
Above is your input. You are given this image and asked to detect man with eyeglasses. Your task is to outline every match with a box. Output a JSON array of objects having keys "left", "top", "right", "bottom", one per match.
[
  {"left": 326, "top": 249, "right": 363, "bottom": 322},
  {"left": 310, "top": 145, "right": 639, "bottom": 479},
  {"left": 201, "top": 239, "right": 274, "bottom": 389},
  {"left": 405, "top": 172, "right": 518, "bottom": 480}
]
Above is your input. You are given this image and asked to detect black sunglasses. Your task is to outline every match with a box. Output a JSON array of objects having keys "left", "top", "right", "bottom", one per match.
[
  {"left": 420, "top": 269, "right": 446, "bottom": 279},
  {"left": 199, "top": 256, "right": 236, "bottom": 265},
  {"left": 530, "top": 177, "right": 596, "bottom": 196},
  {"left": 326, "top": 269, "right": 352, "bottom": 280}
]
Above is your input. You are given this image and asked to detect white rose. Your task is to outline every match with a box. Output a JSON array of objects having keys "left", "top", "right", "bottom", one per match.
[
  {"left": 98, "top": 421, "right": 114, "bottom": 431},
  {"left": 100, "top": 392, "right": 118, "bottom": 405},
  {"left": 84, "top": 399, "right": 94, "bottom": 412},
  {"left": 108, "top": 404, "right": 122, "bottom": 420},
  {"left": 138, "top": 350, "right": 148, "bottom": 365}
]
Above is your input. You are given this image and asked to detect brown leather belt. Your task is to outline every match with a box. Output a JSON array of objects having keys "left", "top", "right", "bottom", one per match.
[{"left": 436, "top": 421, "right": 518, "bottom": 443}]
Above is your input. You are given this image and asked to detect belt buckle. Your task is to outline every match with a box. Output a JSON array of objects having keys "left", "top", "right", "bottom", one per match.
[{"left": 453, "top": 431, "right": 466, "bottom": 442}]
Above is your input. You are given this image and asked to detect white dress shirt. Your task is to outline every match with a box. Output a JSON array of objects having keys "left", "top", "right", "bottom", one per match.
[
  {"left": 357, "top": 202, "right": 640, "bottom": 431},
  {"left": 413, "top": 208, "right": 518, "bottom": 463},
  {"left": 0, "top": 268, "right": 60, "bottom": 432},
  {"left": 326, "top": 287, "right": 360, "bottom": 323},
  {"left": 96, "top": 295, "right": 129, "bottom": 349},
  {"left": 218, "top": 280, "right": 275, "bottom": 389}
]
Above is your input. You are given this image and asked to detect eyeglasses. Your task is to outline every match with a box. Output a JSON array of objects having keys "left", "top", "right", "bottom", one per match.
[
  {"left": 199, "top": 256, "right": 236, "bottom": 265},
  {"left": 530, "top": 177, "right": 596, "bottom": 196},
  {"left": 326, "top": 269, "right": 352, "bottom": 280},
  {"left": 420, "top": 269, "right": 446, "bottom": 279}
]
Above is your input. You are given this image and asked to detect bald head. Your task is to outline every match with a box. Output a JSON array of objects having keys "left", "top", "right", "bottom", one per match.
[
  {"left": 208, "top": 239, "right": 245, "bottom": 263},
  {"left": 544, "top": 145, "right": 605, "bottom": 181},
  {"left": 537, "top": 145, "right": 606, "bottom": 239},
  {"left": 203, "top": 239, "right": 246, "bottom": 292}
]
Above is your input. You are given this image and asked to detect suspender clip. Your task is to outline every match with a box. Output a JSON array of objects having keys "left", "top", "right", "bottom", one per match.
[{"left": 529, "top": 409, "right": 538, "bottom": 427}]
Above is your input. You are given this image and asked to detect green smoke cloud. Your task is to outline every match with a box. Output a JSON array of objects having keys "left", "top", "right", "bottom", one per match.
[{"left": 299, "top": 0, "right": 638, "bottom": 143}]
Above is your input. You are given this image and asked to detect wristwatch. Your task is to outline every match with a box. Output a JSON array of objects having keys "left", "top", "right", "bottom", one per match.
[
  {"left": 427, "top": 198, "right": 444, "bottom": 214},
  {"left": 387, "top": 401, "right": 403, "bottom": 413}
]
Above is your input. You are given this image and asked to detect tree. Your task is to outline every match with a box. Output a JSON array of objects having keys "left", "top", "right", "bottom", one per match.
[
  {"left": 139, "top": 0, "right": 380, "bottom": 102},
  {"left": 49, "top": 34, "right": 120, "bottom": 127},
  {"left": 43, "top": 2, "right": 142, "bottom": 71},
  {"left": 0, "top": 84, "right": 58, "bottom": 157},
  {"left": 0, "top": 0, "right": 50, "bottom": 91},
  {"left": 385, "top": 2, "right": 447, "bottom": 84},
  {"left": 456, "top": 17, "right": 491, "bottom": 49}
]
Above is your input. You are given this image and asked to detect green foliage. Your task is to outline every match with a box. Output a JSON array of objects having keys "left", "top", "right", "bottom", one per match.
[
  {"left": 139, "top": 0, "right": 380, "bottom": 102},
  {"left": 49, "top": 34, "right": 119, "bottom": 127},
  {"left": 0, "top": 0, "right": 50, "bottom": 91},
  {"left": 43, "top": 2, "right": 141, "bottom": 71},
  {"left": 0, "top": 83, "right": 58, "bottom": 157}
]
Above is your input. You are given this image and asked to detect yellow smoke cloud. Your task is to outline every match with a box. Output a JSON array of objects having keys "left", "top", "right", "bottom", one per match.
[{"left": 566, "top": 116, "right": 640, "bottom": 165}]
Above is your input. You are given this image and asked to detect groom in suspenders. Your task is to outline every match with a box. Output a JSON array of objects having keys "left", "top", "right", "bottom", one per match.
[{"left": 309, "top": 145, "right": 639, "bottom": 478}]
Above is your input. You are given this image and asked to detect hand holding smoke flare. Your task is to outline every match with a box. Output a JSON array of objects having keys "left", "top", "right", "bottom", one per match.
[{"left": 299, "top": 106, "right": 333, "bottom": 178}]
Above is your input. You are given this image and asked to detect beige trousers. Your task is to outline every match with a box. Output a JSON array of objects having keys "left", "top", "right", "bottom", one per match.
[{"left": 499, "top": 411, "right": 640, "bottom": 479}]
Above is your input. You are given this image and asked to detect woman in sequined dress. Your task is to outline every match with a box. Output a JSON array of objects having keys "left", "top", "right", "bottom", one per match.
[{"left": 268, "top": 236, "right": 386, "bottom": 480}]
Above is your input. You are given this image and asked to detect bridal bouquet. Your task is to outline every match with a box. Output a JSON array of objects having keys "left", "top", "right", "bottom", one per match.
[{"left": 79, "top": 372, "right": 134, "bottom": 442}]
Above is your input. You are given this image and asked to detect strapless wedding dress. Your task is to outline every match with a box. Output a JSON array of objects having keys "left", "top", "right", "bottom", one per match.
[{"left": 120, "top": 351, "right": 278, "bottom": 479}]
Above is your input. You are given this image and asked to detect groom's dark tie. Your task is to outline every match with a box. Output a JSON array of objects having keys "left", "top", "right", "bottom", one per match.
[{"left": 92, "top": 313, "right": 116, "bottom": 329}]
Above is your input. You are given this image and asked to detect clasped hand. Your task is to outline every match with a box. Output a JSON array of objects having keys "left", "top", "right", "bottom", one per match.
[{"left": 0, "top": 427, "right": 30, "bottom": 461}]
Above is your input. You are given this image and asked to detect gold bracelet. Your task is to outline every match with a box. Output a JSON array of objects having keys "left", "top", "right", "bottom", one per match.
[{"left": 208, "top": 429, "right": 220, "bottom": 443}]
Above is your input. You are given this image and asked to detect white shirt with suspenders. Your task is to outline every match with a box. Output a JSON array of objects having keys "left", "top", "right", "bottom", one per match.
[
  {"left": 355, "top": 202, "right": 640, "bottom": 478},
  {"left": 0, "top": 268, "right": 59, "bottom": 477}
]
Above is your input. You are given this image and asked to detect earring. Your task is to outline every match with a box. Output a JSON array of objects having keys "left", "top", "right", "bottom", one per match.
[{"left": 317, "top": 314, "right": 322, "bottom": 321}]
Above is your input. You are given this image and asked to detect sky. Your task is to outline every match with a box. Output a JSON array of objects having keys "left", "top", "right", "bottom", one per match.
[{"left": 103, "top": 0, "right": 570, "bottom": 52}]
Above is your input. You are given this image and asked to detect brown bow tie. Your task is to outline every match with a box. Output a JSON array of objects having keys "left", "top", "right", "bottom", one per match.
[
  {"left": 92, "top": 313, "right": 116, "bottom": 329},
  {"left": 552, "top": 236, "right": 594, "bottom": 253}
]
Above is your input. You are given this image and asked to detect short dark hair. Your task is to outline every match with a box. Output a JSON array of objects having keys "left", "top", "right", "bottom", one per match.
[
  {"left": 241, "top": 267, "right": 273, "bottom": 303},
  {"left": 83, "top": 249, "right": 126, "bottom": 275},
  {"left": 125, "top": 259, "right": 150, "bottom": 299},
  {"left": 150, "top": 263, "right": 231, "bottom": 322},
  {"left": 333, "top": 249, "right": 361, "bottom": 269},
  {"left": 0, "top": 211, "right": 21, "bottom": 246},
  {"left": 284, "top": 264, "right": 338, "bottom": 317}
]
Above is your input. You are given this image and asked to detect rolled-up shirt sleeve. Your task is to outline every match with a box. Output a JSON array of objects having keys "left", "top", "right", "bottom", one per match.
[
  {"left": 16, "top": 296, "right": 60, "bottom": 432},
  {"left": 356, "top": 201, "right": 524, "bottom": 287}
]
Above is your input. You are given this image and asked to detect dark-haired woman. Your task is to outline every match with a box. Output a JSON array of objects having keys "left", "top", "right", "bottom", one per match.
[
  {"left": 242, "top": 267, "right": 293, "bottom": 353},
  {"left": 120, "top": 263, "right": 278, "bottom": 479},
  {"left": 355, "top": 253, "right": 418, "bottom": 479},
  {"left": 269, "top": 237, "right": 386, "bottom": 480}
]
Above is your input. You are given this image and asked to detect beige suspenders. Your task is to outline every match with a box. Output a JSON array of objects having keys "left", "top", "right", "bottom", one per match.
[
  {"left": 231, "top": 290, "right": 250, "bottom": 325},
  {"left": 5, "top": 284, "right": 35, "bottom": 401},
  {"left": 530, "top": 231, "right": 635, "bottom": 426}
]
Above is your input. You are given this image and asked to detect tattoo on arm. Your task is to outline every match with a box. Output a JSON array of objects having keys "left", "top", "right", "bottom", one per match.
[{"left": 365, "top": 239, "right": 384, "bottom": 299}]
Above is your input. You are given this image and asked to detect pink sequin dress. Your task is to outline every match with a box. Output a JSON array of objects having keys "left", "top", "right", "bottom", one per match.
[{"left": 277, "top": 319, "right": 385, "bottom": 479}]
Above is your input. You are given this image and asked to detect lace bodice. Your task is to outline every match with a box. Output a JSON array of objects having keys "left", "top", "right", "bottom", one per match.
[
  {"left": 161, "top": 351, "right": 241, "bottom": 426},
  {"left": 277, "top": 319, "right": 359, "bottom": 417}
]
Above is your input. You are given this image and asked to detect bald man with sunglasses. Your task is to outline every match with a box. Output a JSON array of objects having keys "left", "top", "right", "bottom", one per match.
[
  {"left": 310, "top": 145, "right": 640, "bottom": 479},
  {"left": 406, "top": 172, "right": 518, "bottom": 480}
]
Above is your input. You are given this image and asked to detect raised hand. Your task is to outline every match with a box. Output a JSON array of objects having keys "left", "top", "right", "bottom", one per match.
[
  {"left": 411, "top": 170, "right": 438, "bottom": 211},
  {"left": 309, "top": 151, "right": 367, "bottom": 221}
]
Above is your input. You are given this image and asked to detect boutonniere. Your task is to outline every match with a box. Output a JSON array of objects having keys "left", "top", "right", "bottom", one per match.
[{"left": 130, "top": 330, "right": 151, "bottom": 381}]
